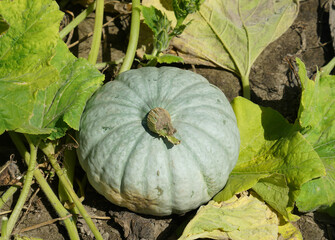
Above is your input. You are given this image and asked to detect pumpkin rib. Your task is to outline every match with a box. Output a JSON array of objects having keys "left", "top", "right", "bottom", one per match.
[
  {"left": 141, "top": 136, "right": 162, "bottom": 204},
  {"left": 87, "top": 98, "right": 145, "bottom": 113},
  {"left": 91, "top": 120, "right": 141, "bottom": 151},
  {"left": 155, "top": 68, "right": 186, "bottom": 105},
  {"left": 178, "top": 123, "right": 233, "bottom": 193},
  {"left": 163, "top": 81, "right": 206, "bottom": 110},
  {"left": 165, "top": 144, "right": 174, "bottom": 213},
  {"left": 119, "top": 130, "right": 148, "bottom": 195},
  {"left": 141, "top": 71, "right": 158, "bottom": 108},
  {"left": 166, "top": 89, "right": 228, "bottom": 112},
  {"left": 178, "top": 139, "right": 212, "bottom": 197},
  {"left": 172, "top": 104, "right": 235, "bottom": 123},
  {"left": 82, "top": 110, "right": 141, "bottom": 127},
  {"left": 116, "top": 79, "right": 152, "bottom": 110},
  {"left": 83, "top": 122, "right": 143, "bottom": 182},
  {"left": 175, "top": 120, "right": 230, "bottom": 152}
]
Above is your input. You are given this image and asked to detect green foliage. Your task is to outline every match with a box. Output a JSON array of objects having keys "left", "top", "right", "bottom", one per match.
[
  {"left": 184, "top": 57, "right": 334, "bottom": 238},
  {"left": 0, "top": 0, "right": 104, "bottom": 139},
  {"left": 144, "top": 53, "right": 184, "bottom": 64},
  {"left": 295, "top": 58, "right": 335, "bottom": 215},
  {"left": 0, "top": 0, "right": 63, "bottom": 134},
  {"left": 0, "top": 0, "right": 104, "bottom": 238},
  {"left": 214, "top": 96, "right": 325, "bottom": 219},
  {"left": 140, "top": 5, "right": 172, "bottom": 54},
  {"left": 173, "top": 0, "right": 203, "bottom": 27},
  {"left": 140, "top": 0, "right": 203, "bottom": 65}
]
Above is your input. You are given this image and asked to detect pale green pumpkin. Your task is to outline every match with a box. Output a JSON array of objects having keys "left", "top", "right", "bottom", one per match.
[{"left": 77, "top": 67, "right": 240, "bottom": 216}]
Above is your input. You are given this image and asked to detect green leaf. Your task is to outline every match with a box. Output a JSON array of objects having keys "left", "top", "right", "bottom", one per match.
[
  {"left": 173, "top": 0, "right": 203, "bottom": 26},
  {"left": 21, "top": 40, "right": 104, "bottom": 139},
  {"left": 215, "top": 97, "right": 325, "bottom": 218},
  {"left": 0, "top": 0, "right": 62, "bottom": 82},
  {"left": 142, "top": 0, "right": 177, "bottom": 26},
  {"left": 214, "top": 172, "right": 270, "bottom": 202},
  {"left": 0, "top": 0, "right": 63, "bottom": 134},
  {"left": 179, "top": 194, "right": 279, "bottom": 240},
  {"left": 0, "top": 0, "right": 104, "bottom": 139},
  {"left": 295, "top": 58, "right": 335, "bottom": 214},
  {"left": 252, "top": 173, "right": 290, "bottom": 219},
  {"left": 140, "top": 5, "right": 172, "bottom": 53},
  {"left": 172, "top": 0, "right": 299, "bottom": 79},
  {"left": 145, "top": 53, "right": 184, "bottom": 64}
]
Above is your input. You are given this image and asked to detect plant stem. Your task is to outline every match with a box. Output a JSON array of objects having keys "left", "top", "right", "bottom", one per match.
[
  {"left": 320, "top": 56, "right": 335, "bottom": 77},
  {"left": 58, "top": 134, "right": 80, "bottom": 217},
  {"left": 4, "top": 135, "right": 38, "bottom": 239},
  {"left": 1, "top": 217, "right": 8, "bottom": 238},
  {"left": 60, "top": 3, "right": 96, "bottom": 39},
  {"left": 41, "top": 142, "right": 103, "bottom": 240},
  {"left": 241, "top": 75, "right": 250, "bottom": 99},
  {"left": 88, "top": 0, "right": 104, "bottom": 65},
  {"left": 0, "top": 186, "right": 19, "bottom": 210},
  {"left": 119, "top": 0, "right": 141, "bottom": 74},
  {"left": 8, "top": 132, "right": 80, "bottom": 240}
]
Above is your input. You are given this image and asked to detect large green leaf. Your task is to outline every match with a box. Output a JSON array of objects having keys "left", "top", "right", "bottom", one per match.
[
  {"left": 171, "top": 0, "right": 299, "bottom": 78},
  {"left": 0, "top": 0, "right": 104, "bottom": 139},
  {"left": 295, "top": 58, "right": 335, "bottom": 214},
  {"left": 20, "top": 40, "right": 105, "bottom": 139},
  {"left": 0, "top": 0, "right": 63, "bottom": 134},
  {"left": 215, "top": 97, "right": 325, "bottom": 218}
]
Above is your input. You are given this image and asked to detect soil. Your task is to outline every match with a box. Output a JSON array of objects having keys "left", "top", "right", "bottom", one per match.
[{"left": 1, "top": 0, "right": 335, "bottom": 239}]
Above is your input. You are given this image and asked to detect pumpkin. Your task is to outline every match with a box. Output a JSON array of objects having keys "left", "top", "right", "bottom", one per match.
[{"left": 77, "top": 67, "right": 240, "bottom": 216}]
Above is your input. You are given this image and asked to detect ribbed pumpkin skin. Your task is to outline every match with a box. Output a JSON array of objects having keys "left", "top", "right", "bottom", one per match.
[{"left": 77, "top": 67, "right": 240, "bottom": 216}]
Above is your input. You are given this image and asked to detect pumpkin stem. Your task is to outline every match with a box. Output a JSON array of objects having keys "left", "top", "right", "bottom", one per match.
[{"left": 147, "top": 108, "right": 181, "bottom": 145}]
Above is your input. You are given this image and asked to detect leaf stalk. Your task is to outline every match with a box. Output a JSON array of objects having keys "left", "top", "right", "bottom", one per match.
[
  {"left": 8, "top": 132, "right": 80, "bottom": 240},
  {"left": 119, "top": 0, "right": 141, "bottom": 73},
  {"left": 241, "top": 75, "right": 250, "bottom": 99},
  {"left": 0, "top": 186, "right": 19, "bottom": 210},
  {"left": 88, "top": 0, "right": 104, "bottom": 65},
  {"left": 1, "top": 217, "right": 8, "bottom": 239},
  {"left": 59, "top": 2, "right": 96, "bottom": 39},
  {"left": 40, "top": 142, "right": 103, "bottom": 240},
  {"left": 4, "top": 135, "right": 39, "bottom": 239}
]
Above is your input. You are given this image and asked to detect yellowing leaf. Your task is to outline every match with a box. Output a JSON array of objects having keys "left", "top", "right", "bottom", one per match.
[
  {"left": 172, "top": 0, "right": 299, "bottom": 77},
  {"left": 0, "top": 0, "right": 63, "bottom": 134},
  {"left": 0, "top": 1, "right": 104, "bottom": 138},
  {"left": 278, "top": 221, "right": 303, "bottom": 240},
  {"left": 179, "top": 194, "right": 279, "bottom": 240}
]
